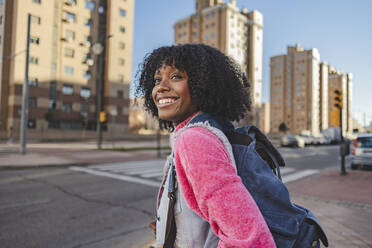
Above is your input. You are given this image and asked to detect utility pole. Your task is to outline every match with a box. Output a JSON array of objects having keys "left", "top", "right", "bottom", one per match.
[{"left": 20, "top": 14, "right": 31, "bottom": 155}]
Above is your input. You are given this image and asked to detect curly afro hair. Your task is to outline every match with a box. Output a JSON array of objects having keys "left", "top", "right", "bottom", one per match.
[{"left": 135, "top": 43, "right": 251, "bottom": 131}]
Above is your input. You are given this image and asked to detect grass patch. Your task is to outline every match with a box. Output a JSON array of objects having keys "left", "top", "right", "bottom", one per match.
[{"left": 106, "top": 146, "right": 171, "bottom": 152}]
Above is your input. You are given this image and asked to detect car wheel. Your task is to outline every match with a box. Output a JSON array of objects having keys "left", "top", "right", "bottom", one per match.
[{"left": 351, "top": 164, "right": 358, "bottom": 170}]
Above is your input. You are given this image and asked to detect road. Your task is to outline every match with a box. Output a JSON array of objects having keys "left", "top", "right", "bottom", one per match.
[{"left": 0, "top": 145, "right": 341, "bottom": 248}]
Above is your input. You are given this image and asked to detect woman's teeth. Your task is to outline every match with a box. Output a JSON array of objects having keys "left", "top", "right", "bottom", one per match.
[{"left": 159, "top": 98, "right": 176, "bottom": 104}]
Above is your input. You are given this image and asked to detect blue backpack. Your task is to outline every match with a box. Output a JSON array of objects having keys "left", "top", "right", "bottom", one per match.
[{"left": 186, "top": 114, "right": 329, "bottom": 248}]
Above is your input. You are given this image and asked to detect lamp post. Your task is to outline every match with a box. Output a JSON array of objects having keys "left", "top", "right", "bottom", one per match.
[
  {"left": 91, "top": 42, "right": 104, "bottom": 149},
  {"left": 20, "top": 14, "right": 31, "bottom": 154}
]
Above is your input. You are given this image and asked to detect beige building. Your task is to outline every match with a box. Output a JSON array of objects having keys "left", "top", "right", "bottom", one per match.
[
  {"left": 0, "top": 0, "right": 134, "bottom": 140},
  {"left": 259, "top": 102, "right": 270, "bottom": 134},
  {"left": 328, "top": 67, "right": 353, "bottom": 134},
  {"left": 270, "top": 44, "right": 320, "bottom": 135},
  {"left": 173, "top": 0, "right": 263, "bottom": 125},
  {"left": 270, "top": 44, "right": 352, "bottom": 135}
]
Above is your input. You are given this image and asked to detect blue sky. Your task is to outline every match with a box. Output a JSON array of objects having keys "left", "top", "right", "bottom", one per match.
[{"left": 130, "top": 0, "right": 372, "bottom": 126}]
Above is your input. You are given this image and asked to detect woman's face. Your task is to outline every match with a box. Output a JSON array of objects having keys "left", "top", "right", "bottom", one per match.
[{"left": 152, "top": 64, "right": 198, "bottom": 126}]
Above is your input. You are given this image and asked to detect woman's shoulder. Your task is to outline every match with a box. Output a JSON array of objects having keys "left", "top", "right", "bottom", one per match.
[{"left": 174, "top": 126, "right": 228, "bottom": 155}]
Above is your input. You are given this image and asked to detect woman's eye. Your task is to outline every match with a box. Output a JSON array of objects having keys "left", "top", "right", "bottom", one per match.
[
  {"left": 171, "top": 74, "right": 182, "bottom": 80},
  {"left": 154, "top": 78, "right": 161, "bottom": 85}
]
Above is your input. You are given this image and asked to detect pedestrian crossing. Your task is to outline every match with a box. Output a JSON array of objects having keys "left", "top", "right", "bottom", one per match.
[{"left": 70, "top": 159, "right": 319, "bottom": 188}]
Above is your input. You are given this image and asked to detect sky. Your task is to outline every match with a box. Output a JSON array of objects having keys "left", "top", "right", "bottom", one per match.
[{"left": 130, "top": 0, "right": 372, "bottom": 127}]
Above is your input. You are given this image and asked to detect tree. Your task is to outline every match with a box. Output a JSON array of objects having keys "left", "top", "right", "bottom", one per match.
[{"left": 279, "top": 122, "right": 287, "bottom": 133}]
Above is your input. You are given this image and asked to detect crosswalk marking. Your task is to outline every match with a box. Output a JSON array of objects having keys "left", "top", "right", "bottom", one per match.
[
  {"left": 70, "top": 166, "right": 160, "bottom": 187},
  {"left": 70, "top": 160, "right": 320, "bottom": 187},
  {"left": 282, "top": 169, "right": 319, "bottom": 183}
]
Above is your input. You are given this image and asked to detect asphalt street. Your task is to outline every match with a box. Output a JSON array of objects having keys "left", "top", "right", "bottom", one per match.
[{"left": 0, "top": 145, "right": 344, "bottom": 248}]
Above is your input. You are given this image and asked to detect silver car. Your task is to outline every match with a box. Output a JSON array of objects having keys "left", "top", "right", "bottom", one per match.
[{"left": 351, "top": 133, "right": 372, "bottom": 169}]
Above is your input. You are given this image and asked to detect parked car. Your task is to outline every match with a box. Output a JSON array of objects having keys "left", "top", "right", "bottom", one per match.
[
  {"left": 350, "top": 133, "right": 372, "bottom": 170},
  {"left": 280, "top": 134, "right": 298, "bottom": 147}
]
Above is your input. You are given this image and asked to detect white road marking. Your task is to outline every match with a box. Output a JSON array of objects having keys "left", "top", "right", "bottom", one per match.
[
  {"left": 70, "top": 166, "right": 160, "bottom": 188},
  {"left": 70, "top": 161, "right": 320, "bottom": 187},
  {"left": 282, "top": 169, "right": 319, "bottom": 183},
  {"left": 280, "top": 167, "right": 296, "bottom": 175}
]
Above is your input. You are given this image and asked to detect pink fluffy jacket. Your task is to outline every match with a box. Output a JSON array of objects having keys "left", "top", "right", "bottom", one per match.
[{"left": 172, "top": 114, "right": 276, "bottom": 247}]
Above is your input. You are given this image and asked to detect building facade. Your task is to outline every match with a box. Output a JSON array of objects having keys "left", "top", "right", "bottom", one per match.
[
  {"left": 270, "top": 44, "right": 352, "bottom": 135},
  {"left": 259, "top": 102, "right": 270, "bottom": 134},
  {"left": 0, "top": 0, "right": 134, "bottom": 140},
  {"left": 270, "top": 44, "right": 321, "bottom": 134},
  {"left": 173, "top": 0, "right": 263, "bottom": 125},
  {"left": 328, "top": 67, "right": 353, "bottom": 134}
]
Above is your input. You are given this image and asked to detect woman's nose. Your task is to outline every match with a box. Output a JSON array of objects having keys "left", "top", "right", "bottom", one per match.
[{"left": 156, "top": 80, "right": 170, "bottom": 92}]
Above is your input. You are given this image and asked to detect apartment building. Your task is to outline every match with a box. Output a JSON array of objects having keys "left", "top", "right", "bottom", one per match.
[
  {"left": 328, "top": 67, "right": 353, "bottom": 134},
  {"left": 173, "top": 0, "right": 263, "bottom": 125},
  {"left": 0, "top": 0, "right": 134, "bottom": 140},
  {"left": 270, "top": 44, "right": 320, "bottom": 135},
  {"left": 270, "top": 44, "right": 352, "bottom": 135}
]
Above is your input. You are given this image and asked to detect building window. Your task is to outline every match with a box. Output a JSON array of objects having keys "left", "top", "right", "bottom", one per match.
[
  {"left": 85, "top": 18, "right": 92, "bottom": 27},
  {"left": 28, "top": 120, "right": 36, "bottom": 129},
  {"left": 62, "top": 84, "right": 74, "bottom": 95},
  {"left": 29, "top": 56, "right": 39, "bottom": 64},
  {"left": 65, "top": 12, "right": 76, "bottom": 23},
  {"left": 48, "top": 99, "right": 56, "bottom": 110},
  {"left": 62, "top": 102, "right": 72, "bottom": 113},
  {"left": 30, "top": 36, "right": 40, "bottom": 45},
  {"left": 32, "top": 0, "right": 41, "bottom": 3},
  {"left": 117, "top": 90, "right": 124, "bottom": 99},
  {"left": 85, "top": 0, "right": 95, "bottom": 11},
  {"left": 80, "top": 87, "right": 91, "bottom": 98},
  {"left": 118, "top": 74, "right": 124, "bottom": 82},
  {"left": 119, "top": 9, "right": 126, "bottom": 17},
  {"left": 118, "top": 58, "right": 125, "bottom": 66},
  {"left": 80, "top": 102, "right": 90, "bottom": 115},
  {"left": 51, "top": 63, "right": 57, "bottom": 71},
  {"left": 120, "top": 26, "right": 125, "bottom": 33},
  {"left": 119, "top": 42, "right": 125, "bottom": 49},
  {"left": 28, "top": 78, "right": 38, "bottom": 86},
  {"left": 30, "top": 15, "right": 41, "bottom": 25},
  {"left": 64, "top": 48, "right": 75, "bottom": 58},
  {"left": 65, "top": 30, "right": 75, "bottom": 42},
  {"left": 64, "top": 66, "right": 74, "bottom": 76},
  {"left": 65, "top": 0, "right": 77, "bottom": 6},
  {"left": 0, "top": 16, "right": 2, "bottom": 25},
  {"left": 29, "top": 97, "right": 37, "bottom": 108},
  {"left": 83, "top": 71, "right": 91, "bottom": 80}
]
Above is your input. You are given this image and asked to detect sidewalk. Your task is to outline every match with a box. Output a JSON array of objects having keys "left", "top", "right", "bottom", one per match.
[
  {"left": 287, "top": 169, "right": 372, "bottom": 247},
  {"left": 0, "top": 140, "right": 170, "bottom": 169}
]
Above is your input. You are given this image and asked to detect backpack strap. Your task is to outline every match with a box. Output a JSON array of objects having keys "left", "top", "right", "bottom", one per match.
[
  {"left": 164, "top": 154, "right": 177, "bottom": 247},
  {"left": 238, "top": 125, "right": 285, "bottom": 179}
]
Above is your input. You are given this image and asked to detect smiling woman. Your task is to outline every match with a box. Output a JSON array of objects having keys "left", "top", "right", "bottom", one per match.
[{"left": 136, "top": 44, "right": 275, "bottom": 248}]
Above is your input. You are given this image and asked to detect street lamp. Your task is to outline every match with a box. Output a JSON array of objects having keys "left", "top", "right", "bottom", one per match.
[
  {"left": 91, "top": 42, "right": 105, "bottom": 149},
  {"left": 19, "top": 14, "right": 32, "bottom": 154}
]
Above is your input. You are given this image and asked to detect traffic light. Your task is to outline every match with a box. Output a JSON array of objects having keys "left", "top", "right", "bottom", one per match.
[
  {"left": 334, "top": 90, "right": 343, "bottom": 109},
  {"left": 99, "top": 111, "right": 106, "bottom": 123}
]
